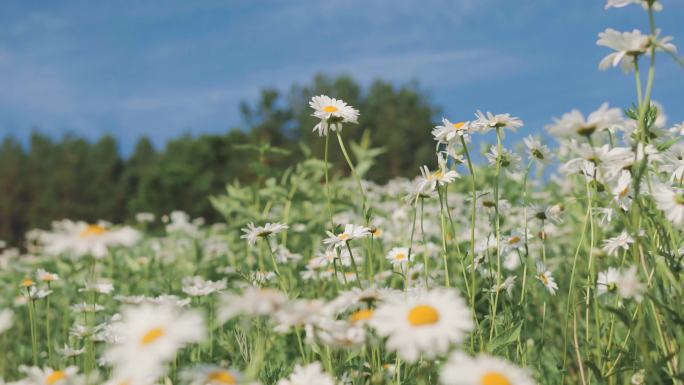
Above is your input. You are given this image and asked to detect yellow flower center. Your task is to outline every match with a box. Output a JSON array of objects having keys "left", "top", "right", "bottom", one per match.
[
  {"left": 453, "top": 121, "right": 465, "bottom": 129},
  {"left": 393, "top": 253, "right": 407, "bottom": 261},
  {"left": 140, "top": 327, "right": 165, "bottom": 345},
  {"left": 407, "top": 304, "right": 440, "bottom": 326},
  {"left": 338, "top": 233, "right": 350, "bottom": 241},
  {"left": 539, "top": 273, "right": 549, "bottom": 286},
  {"left": 80, "top": 224, "right": 107, "bottom": 237},
  {"left": 207, "top": 370, "right": 237, "bottom": 385},
  {"left": 21, "top": 278, "right": 35, "bottom": 287},
  {"left": 481, "top": 371, "right": 512, "bottom": 385},
  {"left": 323, "top": 105, "right": 338, "bottom": 113},
  {"left": 619, "top": 186, "right": 629, "bottom": 198},
  {"left": 350, "top": 309, "right": 374, "bottom": 323},
  {"left": 509, "top": 236, "right": 521, "bottom": 244},
  {"left": 46, "top": 371, "right": 66, "bottom": 385},
  {"left": 428, "top": 171, "right": 443, "bottom": 181}
]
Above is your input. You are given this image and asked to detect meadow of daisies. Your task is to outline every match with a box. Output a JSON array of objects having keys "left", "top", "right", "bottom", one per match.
[{"left": 1, "top": 1, "right": 683, "bottom": 385}]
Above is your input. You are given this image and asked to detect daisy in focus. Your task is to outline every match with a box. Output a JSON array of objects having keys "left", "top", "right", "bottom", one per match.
[{"left": 309, "top": 95, "right": 359, "bottom": 136}]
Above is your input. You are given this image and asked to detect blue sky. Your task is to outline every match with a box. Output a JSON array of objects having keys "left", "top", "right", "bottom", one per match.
[{"left": 1, "top": 0, "right": 683, "bottom": 155}]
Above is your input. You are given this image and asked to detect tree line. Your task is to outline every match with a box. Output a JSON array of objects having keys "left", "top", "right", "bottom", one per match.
[{"left": 0, "top": 74, "right": 440, "bottom": 245}]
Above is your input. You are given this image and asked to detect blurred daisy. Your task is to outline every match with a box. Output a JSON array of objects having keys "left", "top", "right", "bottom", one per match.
[
  {"left": 523, "top": 136, "right": 552, "bottom": 163},
  {"left": 605, "top": 0, "right": 662, "bottom": 11},
  {"left": 597, "top": 267, "right": 620, "bottom": 296},
  {"left": 473, "top": 110, "right": 523, "bottom": 132},
  {"left": 58, "top": 344, "right": 85, "bottom": 358},
  {"left": 0, "top": 308, "right": 13, "bottom": 334},
  {"left": 486, "top": 146, "right": 521, "bottom": 171},
  {"left": 277, "top": 362, "right": 335, "bottom": 385},
  {"left": 546, "top": 103, "right": 623, "bottom": 137},
  {"left": 218, "top": 287, "right": 287, "bottom": 322},
  {"left": 490, "top": 276, "right": 517, "bottom": 298},
  {"left": 597, "top": 29, "right": 676, "bottom": 72},
  {"left": 536, "top": 262, "right": 558, "bottom": 295},
  {"left": 440, "top": 352, "right": 535, "bottom": 385},
  {"left": 386, "top": 247, "right": 410, "bottom": 267},
  {"left": 105, "top": 304, "right": 205, "bottom": 379},
  {"left": 181, "top": 366, "right": 249, "bottom": 385},
  {"left": 240, "top": 223, "right": 289, "bottom": 246},
  {"left": 182, "top": 276, "right": 227, "bottom": 297},
  {"left": 653, "top": 183, "right": 684, "bottom": 225},
  {"left": 310, "top": 95, "right": 359, "bottom": 136},
  {"left": 602, "top": 231, "right": 635, "bottom": 257},
  {"left": 37, "top": 269, "right": 59, "bottom": 283},
  {"left": 38, "top": 220, "right": 140, "bottom": 259},
  {"left": 370, "top": 288, "right": 472, "bottom": 362},
  {"left": 20, "top": 366, "right": 80, "bottom": 385},
  {"left": 616, "top": 266, "right": 645, "bottom": 302}
]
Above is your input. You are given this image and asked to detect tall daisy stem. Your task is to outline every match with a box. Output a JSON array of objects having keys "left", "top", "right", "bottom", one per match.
[{"left": 336, "top": 132, "right": 368, "bottom": 220}]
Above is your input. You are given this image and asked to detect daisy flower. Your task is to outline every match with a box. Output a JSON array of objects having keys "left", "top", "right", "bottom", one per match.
[
  {"left": 523, "top": 136, "right": 552, "bottom": 163},
  {"left": 58, "top": 344, "right": 86, "bottom": 358},
  {"left": 597, "top": 267, "right": 620, "bottom": 295},
  {"left": 386, "top": 247, "right": 410, "bottom": 267},
  {"left": 416, "top": 154, "right": 459, "bottom": 194},
  {"left": 490, "top": 276, "right": 517, "bottom": 298},
  {"left": 432, "top": 118, "right": 473, "bottom": 144},
  {"left": 616, "top": 266, "right": 645, "bottom": 302},
  {"left": 105, "top": 304, "right": 206, "bottom": 379},
  {"left": 37, "top": 269, "right": 59, "bottom": 283},
  {"left": 309, "top": 95, "right": 359, "bottom": 136},
  {"left": 323, "top": 224, "right": 370, "bottom": 248},
  {"left": 536, "top": 262, "right": 558, "bottom": 295},
  {"left": 277, "top": 362, "right": 335, "bottom": 385},
  {"left": 20, "top": 366, "right": 80, "bottom": 385},
  {"left": 240, "top": 222, "right": 289, "bottom": 246},
  {"left": 440, "top": 352, "right": 535, "bottom": 385},
  {"left": 602, "top": 230, "right": 635, "bottom": 257},
  {"left": 38, "top": 220, "right": 140, "bottom": 259},
  {"left": 612, "top": 170, "right": 632, "bottom": 210},
  {"left": 597, "top": 29, "right": 676, "bottom": 72},
  {"left": 370, "top": 288, "right": 472, "bottom": 362},
  {"left": 545, "top": 103, "right": 623, "bottom": 137},
  {"left": 182, "top": 276, "right": 227, "bottom": 297},
  {"left": 180, "top": 366, "right": 250, "bottom": 385},
  {"left": 653, "top": 183, "right": 684, "bottom": 225},
  {"left": 486, "top": 146, "right": 521, "bottom": 171},
  {"left": 605, "top": 0, "right": 662, "bottom": 11},
  {"left": 218, "top": 287, "right": 287, "bottom": 322},
  {"left": 472, "top": 110, "right": 523, "bottom": 133}
]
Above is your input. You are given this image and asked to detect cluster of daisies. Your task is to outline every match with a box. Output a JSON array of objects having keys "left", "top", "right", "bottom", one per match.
[{"left": 0, "top": 1, "right": 682, "bottom": 385}]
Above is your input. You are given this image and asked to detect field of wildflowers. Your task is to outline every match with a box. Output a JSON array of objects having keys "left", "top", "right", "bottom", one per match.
[{"left": 1, "top": 1, "right": 683, "bottom": 384}]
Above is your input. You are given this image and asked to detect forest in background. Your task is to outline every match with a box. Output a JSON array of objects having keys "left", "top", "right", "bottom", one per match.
[{"left": 0, "top": 74, "right": 439, "bottom": 245}]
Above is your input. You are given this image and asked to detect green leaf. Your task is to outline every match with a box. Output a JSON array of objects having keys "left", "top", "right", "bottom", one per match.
[{"left": 486, "top": 322, "right": 522, "bottom": 353}]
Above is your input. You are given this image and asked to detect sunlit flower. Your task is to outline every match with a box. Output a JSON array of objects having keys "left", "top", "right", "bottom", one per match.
[
  {"left": 597, "top": 267, "right": 620, "bottom": 296},
  {"left": 37, "top": 269, "right": 59, "bottom": 283},
  {"left": 310, "top": 95, "right": 359, "bottom": 136},
  {"left": 416, "top": 154, "right": 459, "bottom": 193},
  {"left": 523, "top": 136, "right": 552, "bottom": 163},
  {"left": 370, "top": 289, "right": 472, "bottom": 362}
]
